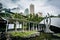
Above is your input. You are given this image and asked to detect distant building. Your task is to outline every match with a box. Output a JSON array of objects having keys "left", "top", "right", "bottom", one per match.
[
  {"left": 24, "top": 8, "right": 29, "bottom": 15},
  {"left": 20, "top": 12, "right": 24, "bottom": 15},
  {"left": 5, "top": 8, "right": 11, "bottom": 12},
  {"left": 1, "top": 8, "right": 11, "bottom": 13},
  {"left": 37, "top": 12, "right": 42, "bottom": 17},
  {"left": 30, "top": 4, "right": 34, "bottom": 15},
  {"left": 0, "top": 3, "right": 11, "bottom": 13},
  {"left": 0, "top": 3, "right": 3, "bottom": 12}
]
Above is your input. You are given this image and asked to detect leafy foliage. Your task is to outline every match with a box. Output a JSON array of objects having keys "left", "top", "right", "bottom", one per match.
[
  {"left": 10, "top": 31, "right": 36, "bottom": 37},
  {"left": 26, "top": 13, "right": 44, "bottom": 23},
  {"left": 0, "top": 12, "right": 44, "bottom": 23}
]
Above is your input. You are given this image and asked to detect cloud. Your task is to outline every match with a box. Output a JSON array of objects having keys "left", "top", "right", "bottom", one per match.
[
  {"left": 47, "top": 0, "right": 60, "bottom": 8},
  {"left": 0, "top": 0, "right": 60, "bottom": 16},
  {"left": 0, "top": 0, "right": 18, "bottom": 8}
]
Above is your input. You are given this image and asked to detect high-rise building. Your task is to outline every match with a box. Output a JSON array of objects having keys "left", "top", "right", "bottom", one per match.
[
  {"left": 0, "top": 3, "right": 2, "bottom": 9},
  {"left": 37, "top": 12, "right": 42, "bottom": 17},
  {"left": 24, "top": 8, "right": 29, "bottom": 15},
  {"left": 0, "top": 3, "right": 2, "bottom": 12},
  {"left": 30, "top": 4, "right": 34, "bottom": 15}
]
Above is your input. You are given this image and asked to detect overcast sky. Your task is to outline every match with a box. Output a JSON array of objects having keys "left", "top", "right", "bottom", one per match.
[{"left": 0, "top": 0, "right": 60, "bottom": 16}]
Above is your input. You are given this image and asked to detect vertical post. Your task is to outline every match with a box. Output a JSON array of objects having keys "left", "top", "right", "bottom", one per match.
[
  {"left": 38, "top": 24, "right": 39, "bottom": 31},
  {"left": 36, "top": 24, "right": 37, "bottom": 31},
  {"left": 37, "top": 24, "right": 38, "bottom": 31},
  {"left": 29, "top": 22, "right": 30, "bottom": 31},
  {"left": 6, "top": 20, "right": 8, "bottom": 32},
  {"left": 15, "top": 21, "right": 17, "bottom": 31},
  {"left": 33, "top": 23, "right": 34, "bottom": 31},
  {"left": 37, "top": 24, "right": 39, "bottom": 31},
  {"left": 22, "top": 21, "right": 24, "bottom": 32}
]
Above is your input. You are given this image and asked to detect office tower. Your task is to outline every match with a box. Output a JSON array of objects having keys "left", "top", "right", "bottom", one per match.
[
  {"left": 37, "top": 12, "right": 42, "bottom": 17},
  {"left": 30, "top": 4, "right": 34, "bottom": 15},
  {"left": 0, "top": 3, "right": 2, "bottom": 12},
  {"left": 24, "top": 8, "right": 29, "bottom": 15}
]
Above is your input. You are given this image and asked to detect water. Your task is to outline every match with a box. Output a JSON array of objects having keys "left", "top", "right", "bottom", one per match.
[
  {"left": 40, "top": 18, "right": 60, "bottom": 27},
  {"left": 51, "top": 18, "right": 60, "bottom": 28}
]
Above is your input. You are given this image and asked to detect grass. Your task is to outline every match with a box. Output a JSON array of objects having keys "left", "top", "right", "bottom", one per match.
[
  {"left": 9, "top": 32, "right": 53, "bottom": 40},
  {"left": 40, "top": 33, "right": 52, "bottom": 39},
  {"left": 32, "top": 32, "right": 52, "bottom": 40},
  {"left": 9, "top": 31, "right": 37, "bottom": 37}
]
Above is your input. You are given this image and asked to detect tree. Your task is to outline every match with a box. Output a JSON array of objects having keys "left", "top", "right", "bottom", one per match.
[{"left": 26, "top": 13, "right": 44, "bottom": 23}]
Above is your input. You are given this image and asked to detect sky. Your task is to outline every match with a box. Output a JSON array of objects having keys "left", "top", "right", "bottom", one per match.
[{"left": 0, "top": 0, "right": 60, "bottom": 16}]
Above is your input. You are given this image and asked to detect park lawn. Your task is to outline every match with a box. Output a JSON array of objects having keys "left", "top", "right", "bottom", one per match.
[{"left": 9, "top": 31, "right": 37, "bottom": 37}]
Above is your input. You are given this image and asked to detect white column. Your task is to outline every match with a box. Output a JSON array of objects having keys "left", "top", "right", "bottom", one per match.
[
  {"left": 6, "top": 20, "right": 8, "bottom": 32},
  {"left": 29, "top": 23, "right": 30, "bottom": 31},
  {"left": 22, "top": 22, "right": 24, "bottom": 32},
  {"left": 36, "top": 24, "right": 37, "bottom": 31},
  {"left": 15, "top": 21, "right": 17, "bottom": 31},
  {"left": 33, "top": 23, "right": 34, "bottom": 31},
  {"left": 6, "top": 25, "right": 7, "bottom": 32},
  {"left": 38, "top": 24, "right": 40, "bottom": 31}
]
